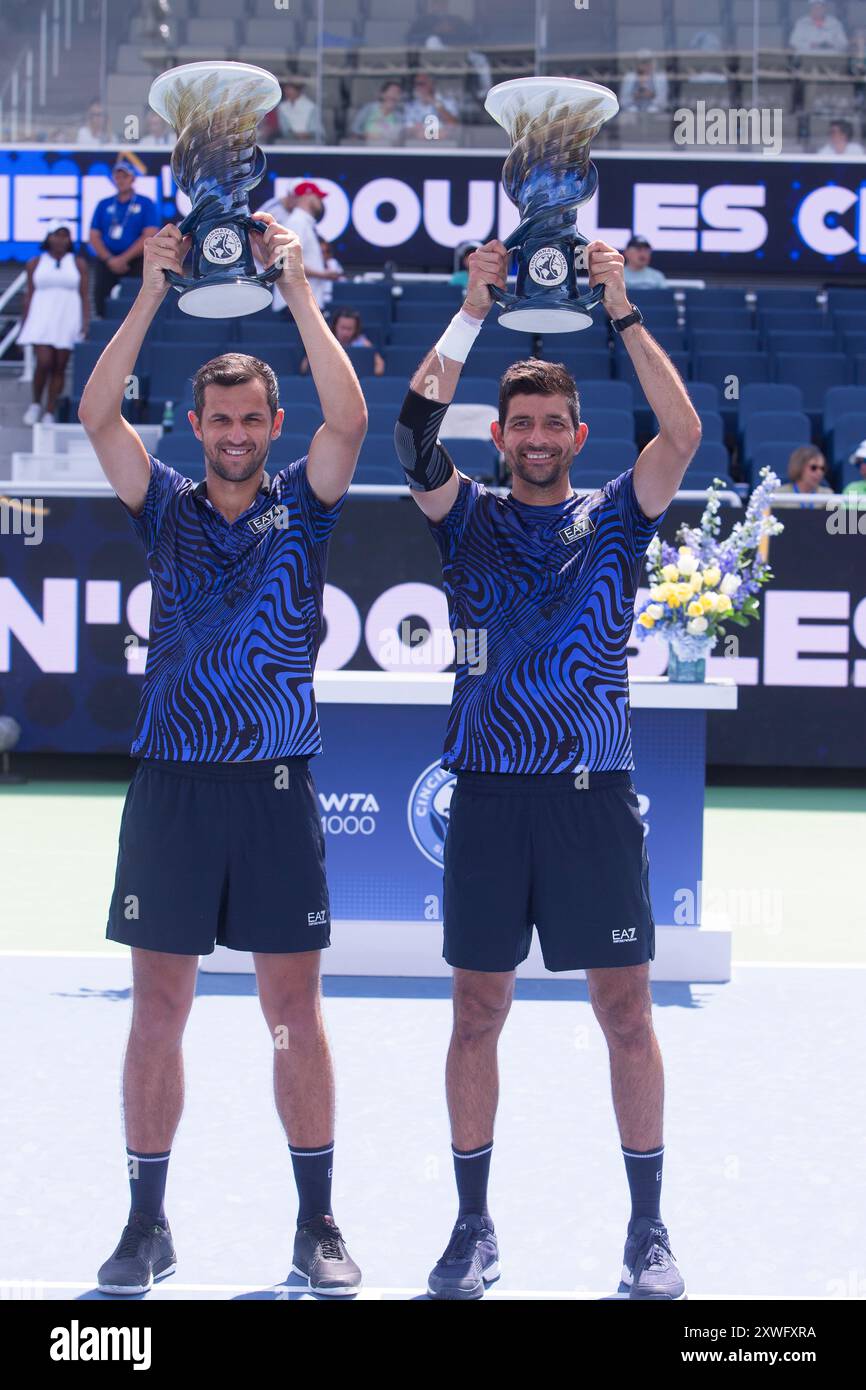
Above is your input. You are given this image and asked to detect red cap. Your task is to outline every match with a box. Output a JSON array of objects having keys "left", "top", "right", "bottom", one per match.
[{"left": 293, "top": 180, "right": 328, "bottom": 198}]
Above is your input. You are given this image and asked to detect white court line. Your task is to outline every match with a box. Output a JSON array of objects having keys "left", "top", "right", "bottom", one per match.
[{"left": 0, "top": 1279, "right": 828, "bottom": 1300}]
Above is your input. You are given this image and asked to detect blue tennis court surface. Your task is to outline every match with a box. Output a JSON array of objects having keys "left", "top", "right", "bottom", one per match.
[{"left": 3, "top": 956, "right": 864, "bottom": 1301}]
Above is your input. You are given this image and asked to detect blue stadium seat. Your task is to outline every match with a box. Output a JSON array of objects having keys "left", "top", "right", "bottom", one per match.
[
  {"left": 686, "top": 382, "right": 721, "bottom": 413},
  {"left": 278, "top": 405, "right": 324, "bottom": 435},
  {"left": 396, "top": 282, "right": 463, "bottom": 305},
  {"left": 840, "top": 332, "right": 866, "bottom": 357},
  {"left": 346, "top": 346, "right": 378, "bottom": 377},
  {"left": 396, "top": 301, "right": 465, "bottom": 323},
  {"left": 743, "top": 410, "right": 811, "bottom": 465},
  {"left": 151, "top": 433, "right": 202, "bottom": 467},
  {"left": 584, "top": 408, "right": 635, "bottom": 439},
  {"left": 738, "top": 383, "right": 804, "bottom": 425},
  {"left": 470, "top": 348, "right": 557, "bottom": 377},
  {"left": 578, "top": 380, "right": 634, "bottom": 412},
  {"left": 352, "top": 465, "right": 404, "bottom": 486},
  {"left": 825, "top": 288, "right": 866, "bottom": 313},
  {"left": 687, "top": 309, "right": 754, "bottom": 332},
  {"left": 690, "top": 331, "right": 761, "bottom": 356},
  {"left": 451, "top": 376, "right": 500, "bottom": 406},
  {"left": 386, "top": 324, "right": 443, "bottom": 348},
  {"left": 857, "top": 356, "right": 866, "bottom": 386},
  {"left": 758, "top": 309, "right": 828, "bottom": 335},
  {"left": 443, "top": 438, "right": 500, "bottom": 481},
  {"left": 767, "top": 331, "right": 839, "bottom": 357},
  {"left": 754, "top": 288, "right": 824, "bottom": 311},
  {"left": 550, "top": 351, "right": 614, "bottom": 381},
  {"left": 654, "top": 410, "right": 723, "bottom": 441},
  {"left": 685, "top": 440, "right": 730, "bottom": 481},
  {"left": 570, "top": 439, "right": 637, "bottom": 482},
  {"left": 823, "top": 386, "right": 866, "bottom": 433},
  {"left": 831, "top": 412, "right": 866, "bottom": 474},
  {"left": 73, "top": 342, "right": 150, "bottom": 398},
  {"left": 830, "top": 309, "right": 866, "bottom": 334},
  {"left": 617, "top": 328, "right": 685, "bottom": 353},
  {"left": 694, "top": 352, "right": 769, "bottom": 391},
  {"left": 617, "top": 350, "right": 689, "bottom": 387},
  {"left": 684, "top": 288, "right": 746, "bottom": 310},
  {"left": 773, "top": 354, "right": 849, "bottom": 412},
  {"left": 355, "top": 436, "right": 403, "bottom": 478},
  {"left": 237, "top": 315, "right": 302, "bottom": 345}
]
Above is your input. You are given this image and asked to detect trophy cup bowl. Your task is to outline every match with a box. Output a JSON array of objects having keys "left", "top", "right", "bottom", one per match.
[
  {"left": 149, "top": 60, "right": 283, "bottom": 318},
  {"left": 484, "top": 77, "right": 619, "bottom": 332}
]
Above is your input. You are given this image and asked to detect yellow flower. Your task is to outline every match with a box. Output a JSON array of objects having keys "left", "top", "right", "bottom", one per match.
[
  {"left": 689, "top": 572, "right": 703, "bottom": 594},
  {"left": 687, "top": 600, "right": 704, "bottom": 618},
  {"left": 637, "top": 612, "right": 656, "bottom": 628},
  {"left": 701, "top": 592, "right": 718, "bottom": 613},
  {"left": 650, "top": 583, "right": 671, "bottom": 602},
  {"left": 661, "top": 564, "right": 679, "bottom": 583},
  {"left": 675, "top": 583, "right": 693, "bottom": 602},
  {"left": 666, "top": 593, "right": 682, "bottom": 609},
  {"left": 715, "top": 594, "right": 733, "bottom": 614},
  {"left": 702, "top": 566, "right": 721, "bottom": 588}
]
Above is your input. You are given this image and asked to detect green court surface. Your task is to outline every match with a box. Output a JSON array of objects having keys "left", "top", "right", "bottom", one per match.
[{"left": 0, "top": 781, "right": 863, "bottom": 964}]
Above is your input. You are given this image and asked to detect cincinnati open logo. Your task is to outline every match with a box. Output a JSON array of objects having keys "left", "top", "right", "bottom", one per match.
[
  {"left": 528, "top": 246, "right": 568, "bottom": 287},
  {"left": 407, "top": 761, "right": 456, "bottom": 867},
  {"left": 201, "top": 226, "right": 243, "bottom": 266}
]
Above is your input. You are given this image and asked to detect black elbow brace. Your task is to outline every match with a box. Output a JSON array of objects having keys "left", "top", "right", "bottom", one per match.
[{"left": 393, "top": 388, "right": 456, "bottom": 492}]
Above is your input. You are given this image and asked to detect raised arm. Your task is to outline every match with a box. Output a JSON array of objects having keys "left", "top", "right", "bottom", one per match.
[
  {"left": 252, "top": 212, "right": 367, "bottom": 507},
  {"left": 394, "top": 239, "right": 508, "bottom": 522},
  {"left": 586, "top": 239, "right": 702, "bottom": 519},
  {"left": 78, "top": 223, "right": 191, "bottom": 512}
]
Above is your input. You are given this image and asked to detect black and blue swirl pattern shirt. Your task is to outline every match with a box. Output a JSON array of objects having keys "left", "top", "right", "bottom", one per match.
[
  {"left": 123, "top": 454, "right": 345, "bottom": 762},
  {"left": 425, "top": 468, "right": 666, "bottom": 774}
]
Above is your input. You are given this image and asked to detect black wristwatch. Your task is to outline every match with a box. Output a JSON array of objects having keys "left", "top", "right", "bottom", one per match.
[{"left": 610, "top": 304, "right": 644, "bottom": 333}]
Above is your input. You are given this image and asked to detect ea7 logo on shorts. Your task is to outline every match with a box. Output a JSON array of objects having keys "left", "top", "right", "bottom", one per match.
[
  {"left": 307, "top": 910, "right": 328, "bottom": 926},
  {"left": 612, "top": 927, "right": 637, "bottom": 944}
]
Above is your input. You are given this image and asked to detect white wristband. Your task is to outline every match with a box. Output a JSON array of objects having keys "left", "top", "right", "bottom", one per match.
[{"left": 434, "top": 307, "right": 484, "bottom": 364}]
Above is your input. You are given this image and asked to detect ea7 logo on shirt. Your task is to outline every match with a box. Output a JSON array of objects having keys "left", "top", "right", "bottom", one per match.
[
  {"left": 558, "top": 514, "right": 595, "bottom": 545},
  {"left": 612, "top": 927, "right": 638, "bottom": 944},
  {"left": 248, "top": 503, "right": 287, "bottom": 535}
]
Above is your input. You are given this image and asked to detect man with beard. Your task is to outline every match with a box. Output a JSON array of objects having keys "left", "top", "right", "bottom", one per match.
[
  {"left": 393, "top": 239, "right": 701, "bottom": 1300},
  {"left": 79, "top": 214, "right": 367, "bottom": 1296}
]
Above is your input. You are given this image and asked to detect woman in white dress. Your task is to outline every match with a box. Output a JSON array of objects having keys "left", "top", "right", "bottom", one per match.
[{"left": 18, "top": 223, "right": 90, "bottom": 424}]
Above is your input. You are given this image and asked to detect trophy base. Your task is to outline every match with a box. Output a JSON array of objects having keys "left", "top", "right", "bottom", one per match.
[
  {"left": 498, "top": 305, "right": 595, "bottom": 333},
  {"left": 176, "top": 280, "right": 275, "bottom": 318}
]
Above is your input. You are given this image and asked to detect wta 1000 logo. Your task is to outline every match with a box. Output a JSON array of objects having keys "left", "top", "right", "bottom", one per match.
[{"left": 408, "top": 761, "right": 456, "bottom": 867}]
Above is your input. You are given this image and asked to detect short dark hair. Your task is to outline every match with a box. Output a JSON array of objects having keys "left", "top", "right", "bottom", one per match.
[
  {"left": 330, "top": 306, "right": 362, "bottom": 333},
  {"left": 191, "top": 353, "right": 279, "bottom": 420},
  {"left": 829, "top": 118, "right": 853, "bottom": 139},
  {"left": 498, "top": 359, "right": 580, "bottom": 430}
]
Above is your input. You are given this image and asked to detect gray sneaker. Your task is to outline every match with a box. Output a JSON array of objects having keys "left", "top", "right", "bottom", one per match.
[
  {"left": 619, "top": 1217, "right": 687, "bottom": 1300},
  {"left": 291, "top": 1214, "right": 362, "bottom": 1296},
  {"left": 97, "top": 1211, "right": 176, "bottom": 1295},
  {"left": 427, "top": 1214, "right": 500, "bottom": 1300}
]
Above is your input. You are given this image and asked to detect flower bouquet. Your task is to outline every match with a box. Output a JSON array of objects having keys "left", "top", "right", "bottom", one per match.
[{"left": 635, "top": 468, "right": 784, "bottom": 682}]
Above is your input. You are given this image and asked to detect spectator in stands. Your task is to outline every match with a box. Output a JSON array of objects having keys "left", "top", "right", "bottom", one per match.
[
  {"left": 350, "top": 81, "right": 406, "bottom": 145},
  {"left": 142, "top": 109, "right": 174, "bottom": 146},
  {"left": 623, "top": 236, "right": 668, "bottom": 289},
  {"left": 76, "top": 99, "right": 115, "bottom": 146},
  {"left": 620, "top": 52, "right": 669, "bottom": 115},
  {"left": 408, "top": 0, "right": 477, "bottom": 47},
  {"left": 403, "top": 71, "right": 460, "bottom": 143},
  {"left": 816, "top": 118, "right": 864, "bottom": 156},
  {"left": 843, "top": 440, "right": 866, "bottom": 497},
  {"left": 318, "top": 239, "right": 344, "bottom": 314},
  {"left": 17, "top": 222, "right": 89, "bottom": 425},
  {"left": 259, "top": 78, "right": 319, "bottom": 143},
  {"left": 790, "top": 2, "right": 848, "bottom": 53},
  {"left": 780, "top": 445, "right": 834, "bottom": 498},
  {"left": 300, "top": 308, "right": 385, "bottom": 377},
  {"left": 88, "top": 153, "right": 158, "bottom": 318},
  {"left": 255, "top": 182, "right": 341, "bottom": 313}
]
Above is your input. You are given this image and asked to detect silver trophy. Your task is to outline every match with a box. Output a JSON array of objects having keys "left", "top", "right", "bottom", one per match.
[
  {"left": 149, "top": 60, "right": 283, "bottom": 317},
  {"left": 484, "top": 77, "right": 619, "bottom": 332}
]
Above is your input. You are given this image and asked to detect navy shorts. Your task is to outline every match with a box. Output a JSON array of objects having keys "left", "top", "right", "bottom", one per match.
[
  {"left": 106, "top": 757, "right": 330, "bottom": 956},
  {"left": 442, "top": 769, "right": 655, "bottom": 973}
]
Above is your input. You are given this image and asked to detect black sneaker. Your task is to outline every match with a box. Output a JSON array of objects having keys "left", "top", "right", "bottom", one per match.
[
  {"left": 97, "top": 1212, "right": 176, "bottom": 1295},
  {"left": 619, "top": 1217, "right": 687, "bottom": 1300},
  {"left": 427, "top": 1214, "right": 500, "bottom": 1300},
  {"left": 291, "top": 1214, "right": 361, "bottom": 1296}
]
